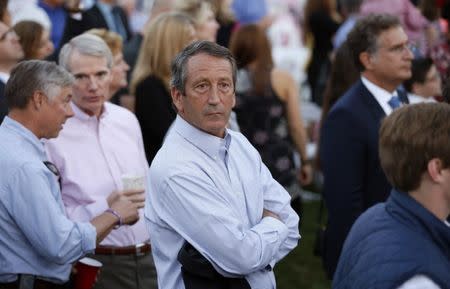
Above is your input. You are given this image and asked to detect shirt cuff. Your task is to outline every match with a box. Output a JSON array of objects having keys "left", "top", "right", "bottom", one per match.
[
  {"left": 260, "top": 216, "right": 289, "bottom": 243},
  {"left": 76, "top": 222, "right": 97, "bottom": 254}
]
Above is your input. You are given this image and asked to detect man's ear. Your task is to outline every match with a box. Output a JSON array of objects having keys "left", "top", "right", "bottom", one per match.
[
  {"left": 171, "top": 87, "right": 184, "bottom": 113},
  {"left": 359, "top": 51, "right": 375, "bottom": 71},
  {"left": 30, "top": 91, "right": 45, "bottom": 111},
  {"left": 427, "top": 158, "right": 445, "bottom": 183}
]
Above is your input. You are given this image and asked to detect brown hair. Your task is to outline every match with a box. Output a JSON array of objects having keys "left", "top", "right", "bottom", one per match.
[
  {"left": 379, "top": 103, "right": 450, "bottom": 192},
  {"left": 13, "top": 20, "right": 44, "bottom": 60},
  {"left": 321, "top": 40, "right": 359, "bottom": 120},
  {"left": 419, "top": 0, "right": 440, "bottom": 21},
  {"left": 0, "top": 0, "right": 8, "bottom": 23},
  {"left": 303, "top": 0, "right": 336, "bottom": 36},
  {"left": 229, "top": 24, "right": 273, "bottom": 96},
  {"left": 316, "top": 40, "right": 359, "bottom": 169}
]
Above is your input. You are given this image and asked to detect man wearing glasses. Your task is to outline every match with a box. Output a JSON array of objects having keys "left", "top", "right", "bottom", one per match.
[
  {"left": 45, "top": 34, "right": 156, "bottom": 289},
  {"left": 0, "top": 21, "right": 23, "bottom": 124},
  {"left": 0, "top": 60, "right": 141, "bottom": 288},
  {"left": 319, "top": 14, "right": 413, "bottom": 279}
]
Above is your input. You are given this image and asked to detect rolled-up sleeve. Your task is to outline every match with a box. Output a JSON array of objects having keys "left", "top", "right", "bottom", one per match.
[
  {"left": 6, "top": 164, "right": 96, "bottom": 264},
  {"left": 259, "top": 160, "right": 301, "bottom": 264}
]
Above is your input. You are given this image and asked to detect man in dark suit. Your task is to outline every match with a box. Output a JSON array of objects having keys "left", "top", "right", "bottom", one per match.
[
  {"left": 60, "top": 0, "right": 131, "bottom": 47},
  {"left": 319, "top": 14, "right": 413, "bottom": 279},
  {"left": 0, "top": 21, "right": 23, "bottom": 123}
]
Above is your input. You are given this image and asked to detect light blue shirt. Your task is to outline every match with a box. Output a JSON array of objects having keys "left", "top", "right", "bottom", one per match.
[
  {"left": 333, "top": 15, "right": 358, "bottom": 50},
  {"left": 0, "top": 117, "right": 96, "bottom": 283},
  {"left": 96, "top": 2, "right": 127, "bottom": 40},
  {"left": 145, "top": 116, "right": 300, "bottom": 289}
]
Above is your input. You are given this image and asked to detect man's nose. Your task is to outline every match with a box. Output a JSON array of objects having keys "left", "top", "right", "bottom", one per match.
[
  {"left": 208, "top": 86, "right": 221, "bottom": 104},
  {"left": 87, "top": 76, "right": 99, "bottom": 90}
]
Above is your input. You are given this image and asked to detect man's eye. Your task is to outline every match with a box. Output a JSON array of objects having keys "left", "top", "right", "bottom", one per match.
[{"left": 196, "top": 83, "right": 208, "bottom": 90}]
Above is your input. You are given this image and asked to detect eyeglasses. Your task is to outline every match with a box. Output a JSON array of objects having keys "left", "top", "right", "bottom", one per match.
[
  {"left": 0, "top": 28, "right": 16, "bottom": 42},
  {"left": 384, "top": 42, "right": 414, "bottom": 55},
  {"left": 43, "top": 161, "right": 62, "bottom": 190}
]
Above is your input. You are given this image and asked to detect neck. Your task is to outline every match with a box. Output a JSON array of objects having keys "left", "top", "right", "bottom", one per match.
[
  {"left": 8, "top": 110, "right": 43, "bottom": 139},
  {"left": 409, "top": 183, "right": 450, "bottom": 221},
  {"left": 0, "top": 62, "right": 17, "bottom": 75},
  {"left": 362, "top": 71, "right": 398, "bottom": 93}
]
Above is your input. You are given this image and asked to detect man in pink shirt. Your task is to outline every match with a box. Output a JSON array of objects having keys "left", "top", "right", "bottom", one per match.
[{"left": 45, "top": 34, "right": 156, "bottom": 289}]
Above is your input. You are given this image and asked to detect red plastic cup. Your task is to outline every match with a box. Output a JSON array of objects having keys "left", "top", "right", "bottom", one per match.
[{"left": 74, "top": 257, "right": 102, "bottom": 289}]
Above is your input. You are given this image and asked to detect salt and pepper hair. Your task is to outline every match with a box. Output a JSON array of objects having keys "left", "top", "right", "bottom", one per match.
[
  {"left": 347, "top": 14, "right": 401, "bottom": 71},
  {"left": 5, "top": 60, "right": 74, "bottom": 109},
  {"left": 59, "top": 33, "right": 113, "bottom": 71},
  {"left": 170, "top": 40, "right": 237, "bottom": 95}
]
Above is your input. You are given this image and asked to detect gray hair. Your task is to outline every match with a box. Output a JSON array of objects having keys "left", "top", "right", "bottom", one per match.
[
  {"left": 347, "top": 14, "right": 401, "bottom": 72},
  {"left": 5, "top": 60, "right": 74, "bottom": 109},
  {"left": 59, "top": 33, "right": 113, "bottom": 71},
  {"left": 170, "top": 40, "right": 237, "bottom": 95}
]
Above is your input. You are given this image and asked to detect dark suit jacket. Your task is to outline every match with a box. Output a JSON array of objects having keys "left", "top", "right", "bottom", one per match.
[
  {"left": 60, "top": 4, "right": 131, "bottom": 47},
  {"left": 0, "top": 81, "right": 7, "bottom": 124},
  {"left": 318, "top": 79, "right": 409, "bottom": 279}
]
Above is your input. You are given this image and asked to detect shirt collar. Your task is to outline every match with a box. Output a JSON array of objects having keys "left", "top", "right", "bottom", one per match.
[
  {"left": 0, "top": 72, "right": 10, "bottom": 84},
  {"left": 173, "top": 115, "right": 231, "bottom": 160},
  {"left": 1, "top": 116, "right": 47, "bottom": 160},
  {"left": 70, "top": 101, "right": 108, "bottom": 121},
  {"left": 361, "top": 76, "right": 397, "bottom": 115},
  {"left": 407, "top": 93, "right": 437, "bottom": 104}
]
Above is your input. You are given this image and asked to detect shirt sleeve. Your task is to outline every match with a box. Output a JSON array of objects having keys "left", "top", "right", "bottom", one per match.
[
  {"left": 44, "top": 141, "right": 110, "bottom": 221},
  {"left": 5, "top": 163, "right": 96, "bottom": 264},
  {"left": 152, "top": 171, "right": 290, "bottom": 276},
  {"left": 259, "top": 160, "right": 301, "bottom": 265}
]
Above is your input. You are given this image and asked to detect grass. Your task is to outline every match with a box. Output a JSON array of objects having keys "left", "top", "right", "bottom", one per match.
[{"left": 275, "top": 200, "right": 331, "bottom": 289}]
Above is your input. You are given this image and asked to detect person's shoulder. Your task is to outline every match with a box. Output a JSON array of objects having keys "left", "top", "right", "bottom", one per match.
[
  {"left": 227, "top": 130, "right": 262, "bottom": 160},
  {"left": 106, "top": 102, "right": 137, "bottom": 121},
  {"left": 149, "top": 136, "right": 204, "bottom": 183},
  {"left": 327, "top": 81, "right": 367, "bottom": 118}
]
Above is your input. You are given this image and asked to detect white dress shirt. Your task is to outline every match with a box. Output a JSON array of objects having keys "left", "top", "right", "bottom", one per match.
[
  {"left": 145, "top": 116, "right": 300, "bottom": 289},
  {"left": 361, "top": 76, "right": 399, "bottom": 115},
  {"left": 407, "top": 93, "right": 437, "bottom": 104}
]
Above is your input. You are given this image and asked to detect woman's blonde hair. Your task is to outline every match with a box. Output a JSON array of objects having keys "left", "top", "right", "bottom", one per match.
[
  {"left": 130, "top": 12, "right": 195, "bottom": 95},
  {"left": 174, "top": 0, "right": 213, "bottom": 26},
  {"left": 85, "top": 28, "right": 123, "bottom": 56}
]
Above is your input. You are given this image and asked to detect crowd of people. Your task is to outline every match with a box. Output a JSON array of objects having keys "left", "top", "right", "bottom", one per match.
[{"left": 0, "top": 0, "right": 449, "bottom": 289}]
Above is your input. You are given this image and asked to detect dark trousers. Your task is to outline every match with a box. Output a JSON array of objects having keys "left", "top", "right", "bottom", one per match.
[{"left": 88, "top": 253, "right": 157, "bottom": 289}]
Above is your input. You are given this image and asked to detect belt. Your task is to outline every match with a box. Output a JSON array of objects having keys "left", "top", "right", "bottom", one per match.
[
  {"left": 95, "top": 242, "right": 151, "bottom": 256},
  {"left": 0, "top": 276, "right": 68, "bottom": 289}
]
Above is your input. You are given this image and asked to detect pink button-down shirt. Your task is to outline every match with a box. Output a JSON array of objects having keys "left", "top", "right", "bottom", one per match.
[{"left": 45, "top": 102, "right": 149, "bottom": 246}]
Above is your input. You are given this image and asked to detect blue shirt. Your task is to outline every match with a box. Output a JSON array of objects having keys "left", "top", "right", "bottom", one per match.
[
  {"left": 0, "top": 117, "right": 96, "bottom": 283},
  {"left": 232, "top": 0, "right": 267, "bottom": 25},
  {"left": 145, "top": 116, "right": 300, "bottom": 289},
  {"left": 96, "top": 2, "right": 128, "bottom": 41},
  {"left": 333, "top": 15, "right": 358, "bottom": 50},
  {"left": 38, "top": 0, "right": 67, "bottom": 49}
]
